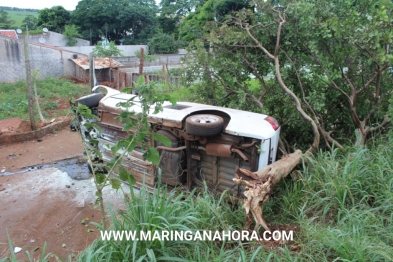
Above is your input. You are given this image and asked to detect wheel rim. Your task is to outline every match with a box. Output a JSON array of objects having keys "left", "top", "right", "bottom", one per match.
[{"left": 191, "top": 115, "right": 219, "bottom": 124}]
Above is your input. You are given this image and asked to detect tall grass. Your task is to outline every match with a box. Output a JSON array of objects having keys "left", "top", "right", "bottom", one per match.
[
  {"left": 75, "top": 132, "right": 393, "bottom": 261},
  {"left": 3, "top": 131, "right": 388, "bottom": 261},
  {"left": 76, "top": 180, "right": 286, "bottom": 261},
  {"left": 289, "top": 133, "right": 393, "bottom": 261},
  {"left": 0, "top": 77, "right": 89, "bottom": 120}
]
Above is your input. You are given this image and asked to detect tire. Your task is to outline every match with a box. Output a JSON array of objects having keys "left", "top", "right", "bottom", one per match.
[
  {"left": 75, "top": 93, "right": 104, "bottom": 108},
  {"left": 185, "top": 114, "right": 224, "bottom": 137}
]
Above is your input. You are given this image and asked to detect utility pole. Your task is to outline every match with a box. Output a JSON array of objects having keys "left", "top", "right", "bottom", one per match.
[
  {"left": 23, "top": 26, "right": 37, "bottom": 130},
  {"left": 139, "top": 47, "right": 144, "bottom": 75}
]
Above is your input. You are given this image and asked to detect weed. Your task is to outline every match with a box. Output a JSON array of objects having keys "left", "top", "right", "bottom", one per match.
[
  {"left": 42, "top": 101, "right": 58, "bottom": 110},
  {"left": 0, "top": 77, "right": 89, "bottom": 120}
]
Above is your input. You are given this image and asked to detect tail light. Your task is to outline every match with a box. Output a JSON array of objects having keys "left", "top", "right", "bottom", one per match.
[{"left": 264, "top": 116, "right": 279, "bottom": 131}]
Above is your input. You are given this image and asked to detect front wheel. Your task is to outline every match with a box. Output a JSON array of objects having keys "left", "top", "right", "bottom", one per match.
[{"left": 185, "top": 114, "right": 224, "bottom": 137}]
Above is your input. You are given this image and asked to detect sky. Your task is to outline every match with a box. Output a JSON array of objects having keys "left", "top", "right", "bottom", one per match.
[
  {"left": 1, "top": 0, "right": 82, "bottom": 11},
  {"left": 1, "top": 0, "right": 161, "bottom": 11}
]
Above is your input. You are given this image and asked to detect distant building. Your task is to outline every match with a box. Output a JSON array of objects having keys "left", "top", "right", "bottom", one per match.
[
  {"left": 70, "top": 56, "right": 123, "bottom": 85},
  {"left": 0, "top": 30, "right": 18, "bottom": 39}
]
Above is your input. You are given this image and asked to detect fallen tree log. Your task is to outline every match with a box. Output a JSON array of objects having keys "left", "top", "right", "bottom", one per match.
[{"left": 233, "top": 150, "right": 304, "bottom": 231}]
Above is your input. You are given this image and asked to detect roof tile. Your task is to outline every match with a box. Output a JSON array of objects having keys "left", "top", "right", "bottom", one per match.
[{"left": 0, "top": 30, "right": 19, "bottom": 39}]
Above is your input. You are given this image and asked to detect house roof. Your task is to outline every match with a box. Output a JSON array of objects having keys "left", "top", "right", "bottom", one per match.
[
  {"left": 0, "top": 30, "right": 19, "bottom": 39},
  {"left": 71, "top": 57, "right": 122, "bottom": 70}
]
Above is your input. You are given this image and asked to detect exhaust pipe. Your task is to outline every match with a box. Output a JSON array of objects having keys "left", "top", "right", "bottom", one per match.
[{"left": 205, "top": 143, "right": 249, "bottom": 162}]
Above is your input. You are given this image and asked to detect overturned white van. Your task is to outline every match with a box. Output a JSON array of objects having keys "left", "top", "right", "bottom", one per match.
[{"left": 74, "top": 85, "right": 280, "bottom": 196}]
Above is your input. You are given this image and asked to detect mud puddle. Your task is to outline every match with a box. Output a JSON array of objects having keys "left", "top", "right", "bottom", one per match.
[{"left": 1, "top": 157, "right": 91, "bottom": 180}]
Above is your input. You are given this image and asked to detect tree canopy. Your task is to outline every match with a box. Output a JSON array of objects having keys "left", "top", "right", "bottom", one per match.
[
  {"left": 0, "top": 11, "right": 15, "bottom": 28},
  {"left": 158, "top": 0, "right": 206, "bottom": 37},
  {"left": 22, "top": 15, "right": 38, "bottom": 30},
  {"left": 37, "top": 6, "right": 71, "bottom": 33},
  {"left": 182, "top": 0, "right": 393, "bottom": 148},
  {"left": 178, "top": 0, "right": 251, "bottom": 42},
  {"left": 72, "top": 0, "right": 159, "bottom": 45}
]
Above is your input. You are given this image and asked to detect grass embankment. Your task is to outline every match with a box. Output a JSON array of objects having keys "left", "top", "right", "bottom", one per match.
[
  {"left": 0, "top": 77, "right": 90, "bottom": 121},
  {"left": 76, "top": 134, "right": 393, "bottom": 261},
  {"left": 3, "top": 9, "right": 39, "bottom": 28}
]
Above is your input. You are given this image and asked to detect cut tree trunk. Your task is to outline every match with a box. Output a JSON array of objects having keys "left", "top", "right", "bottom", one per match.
[{"left": 233, "top": 150, "right": 303, "bottom": 231}]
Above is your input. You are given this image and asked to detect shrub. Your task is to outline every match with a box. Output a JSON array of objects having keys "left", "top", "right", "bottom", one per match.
[{"left": 148, "top": 34, "right": 178, "bottom": 54}]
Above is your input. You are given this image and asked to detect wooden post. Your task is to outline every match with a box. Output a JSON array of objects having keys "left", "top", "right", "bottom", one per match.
[
  {"left": 24, "top": 30, "right": 36, "bottom": 130},
  {"left": 139, "top": 47, "right": 144, "bottom": 75},
  {"left": 117, "top": 69, "right": 120, "bottom": 90},
  {"left": 89, "top": 53, "right": 94, "bottom": 91}
]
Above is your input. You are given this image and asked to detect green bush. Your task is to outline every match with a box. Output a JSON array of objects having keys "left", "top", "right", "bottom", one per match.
[{"left": 148, "top": 34, "right": 178, "bottom": 54}]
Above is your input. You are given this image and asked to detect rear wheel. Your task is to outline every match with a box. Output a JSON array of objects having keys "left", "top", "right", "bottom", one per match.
[{"left": 185, "top": 114, "right": 224, "bottom": 137}]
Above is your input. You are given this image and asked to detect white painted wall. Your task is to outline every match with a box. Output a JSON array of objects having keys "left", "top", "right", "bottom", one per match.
[
  {"left": 27, "top": 31, "right": 90, "bottom": 47},
  {"left": 64, "top": 45, "right": 148, "bottom": 57}
]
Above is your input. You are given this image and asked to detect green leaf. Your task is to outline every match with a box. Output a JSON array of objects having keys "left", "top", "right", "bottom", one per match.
[
  {"left": 143, "top": 146, "right": 160, "bottom": 165},
  {"left": 90, "top": 123, "right": 102, "bottom": 132},
  {"left": 119, "top": 166, "right": 129, "bottom": 181},
  {"left": 111, "top": 143, "right": 121, "bottom": 156},
  {"left": 123, "top": 122, "right": 135, "bottom": 131},
  {"left": 120, "top": 87, "right": 132, "bottom": 93},
  {"left": 125, "top": 141, "right": 137, "bottom": 152},
  {"left": 152, "top": 132, "right": 171, "bottom": 147},
  {"left": 137, "top": 131, "right": 148, "bottom": 141},
  {"left": 119, "top": 110, "right": 135, "bottom": 118},
  {"left": 128, "top": 174, "right": 136, "bottom": 186},
  {"left": 110, "top": 178, "right": 121, "bottom": 190},
  {"left": 95, "top": 173, "right": 106, "bottom": 184},
  {"left": 90, "top": 138, "right": 99, "bottom": 146}
]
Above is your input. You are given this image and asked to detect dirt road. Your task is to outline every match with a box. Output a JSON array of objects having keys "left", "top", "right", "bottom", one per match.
[
  {"left": 0, "top": 127, "right": 129, "bottom": 260},
  {"left": 0, "top": 127, "right": 83, "bottom": 172}
]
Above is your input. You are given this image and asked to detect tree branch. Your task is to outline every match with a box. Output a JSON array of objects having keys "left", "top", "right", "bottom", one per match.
[
  {"left": 362, "top": 63, "right": 384, "bottom": 130},
  {"left": 303, "top": 45, "right": 351, "bottom": 101},
  {"left": 282, "top": 49, "right": 343, "bottom": 149},
  {"left": 365, "top": 115, "right": 389, "bottom": 134},
  {"left": 239, "top": 54, "right": 270, "bottom": 101},
  {"left": 357, "top": 62, "right": 388, "bottom": 95},
  {"left": 243, "top": 24, "right": 274, "bottom": 60}
]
